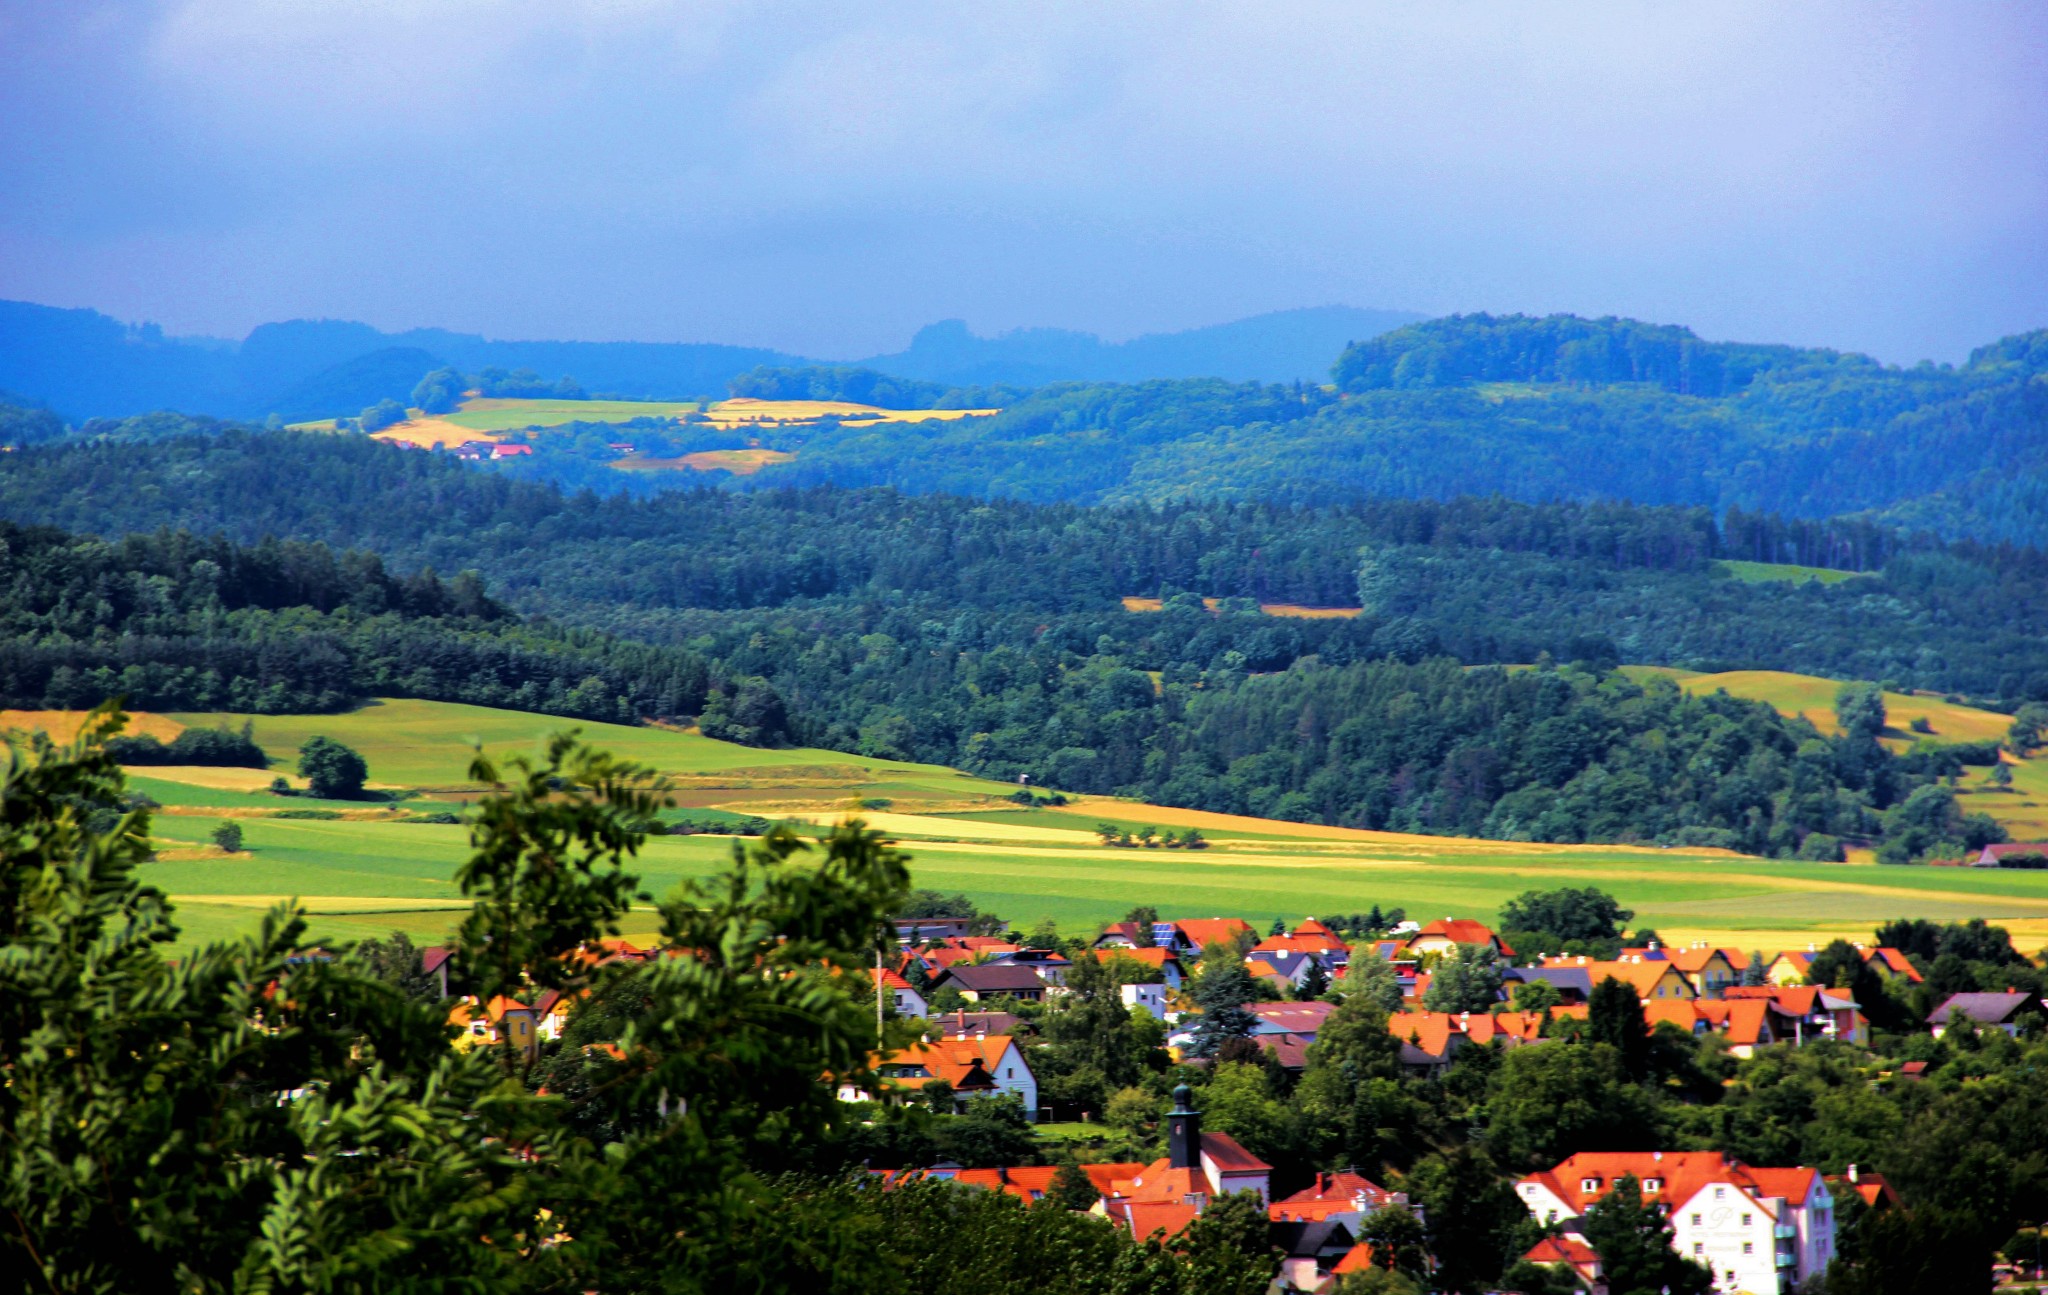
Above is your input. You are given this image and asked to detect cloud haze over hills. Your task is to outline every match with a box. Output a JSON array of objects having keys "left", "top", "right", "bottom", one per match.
[{"left": 0, "top": 2, "right": 2043, "bottom": 363}]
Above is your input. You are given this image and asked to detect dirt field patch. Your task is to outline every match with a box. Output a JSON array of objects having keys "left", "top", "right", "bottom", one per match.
[{"left": 2, "top": 709, "right": 187, "bottom": 743}]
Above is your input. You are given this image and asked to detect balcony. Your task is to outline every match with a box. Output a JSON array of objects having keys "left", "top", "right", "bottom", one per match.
[{"left": 1775, "top": 1223, "right": 1798, "bottom": 1239}]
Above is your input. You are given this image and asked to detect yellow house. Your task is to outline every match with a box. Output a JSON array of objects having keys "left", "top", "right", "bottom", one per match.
[
  {"left": 1767, "top": 949, "right": 1821, "bottom": 987},
  {"left": 1587, "top": 958, "right": 1698, "bottom": 1001}
]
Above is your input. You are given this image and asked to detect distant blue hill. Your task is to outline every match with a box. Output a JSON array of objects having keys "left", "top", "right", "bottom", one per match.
[
  {"left": 854, "top": 306, "right": 1426, "bottom": 387},
  {"left": 0, "top": 298, "right": 1423, "bottom": 421}
]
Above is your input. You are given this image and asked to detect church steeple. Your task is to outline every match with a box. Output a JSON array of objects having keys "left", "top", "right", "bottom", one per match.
[{"left": 1167, "top": 1083, "right": 1201, "bottom": 1169}]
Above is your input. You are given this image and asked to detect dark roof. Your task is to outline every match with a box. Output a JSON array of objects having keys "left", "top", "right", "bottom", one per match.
[
  {"left": 937, "top": 964, "right": 1048, "bottom": 993},
  {"left": 421, "top": 946, "right": 454, "bottom": 974},
  {"left": 1504, "top": 965, "right": 1594, "bottom": 995},
  {"left": 1930, "top": 991, "right": 2035, "bottom": 1024},
  {"left": 931, "top": 1010, "right": 1024, "bottom": 1037},
  {"left": 1259, "top": 1033, "right": 1314, "bottom": 1071},
  {"left": 1268, "top": 1219, "right": 1355, "bottom": 1258}
]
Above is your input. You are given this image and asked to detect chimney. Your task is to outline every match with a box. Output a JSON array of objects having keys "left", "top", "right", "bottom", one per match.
[
  {"left": 1167, "top": 1083, "right": 1202, "bottom": 1170},
  {"left": 1847, "top": 1164, "right": 1859, "bottom": 1184}
]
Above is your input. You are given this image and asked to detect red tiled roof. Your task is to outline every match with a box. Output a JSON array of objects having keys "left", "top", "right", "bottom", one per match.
[
  {"left": 1270, "top": 1171, "right": 1395, "bottom": 1222},
  {"left": 1519, "top": 1151, "right": 1816, "bottom": 1218},
  {"left": 1331, "top": 1243, "right": 1381, "bottom": 1274},
  {"left": 1094, "top": 946, "right": 1180, "bottom": 970},
  {"left": 1108, "top": 1200, "right": 1201, "bottom": 1241},
  {"left": 866, "top": 1035, "right": 1022, "bottom": 1093},
  {"left": 1414, "top": 918, "right": 1514, "bottom": 957},
  {"left": 1524, "top": 1235, "right": 1600, "bottom": 1265},
  {"left": 1199, "top": 1131, "right": 1270, "bottom": 1174},
  {"left": 1254, "top": 933, "right": 1348, "bottom": 956},
  {"left": 1864, "top": 946, "right": 1924, "bottom": 983},
  {"left": 1175, "top": 918, "right": 1254, "bottom": 950}
]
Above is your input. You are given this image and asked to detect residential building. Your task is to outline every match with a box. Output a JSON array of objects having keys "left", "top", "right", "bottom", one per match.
[
  {"left": 893, "top": 915, "right": 980, "bottom": 941},
  {"left": 1094, "top": 921, "right": 1150, "bottom": 948},
  {"left": 1975, "top": 842, "right": 2048, "bottom": 867},
  {"left": 929, "top": 963, "right": 1049, "bottom": 1002},
  {"left": 420, "top": 945, "right": 454, "bottom": 998},
  {"left": 1385, "top": 1007, "right": 1586, "bottom": 1075},
  {"left": 868, "top": 966, "right": 929, "bottom": 1018},
  {"left": 1121, "top": 982, "right": 1169, "bottom": 1019},
  {"left": 1093, "top": 945, "right": 1186, "bottom": 988},
  {"left": 1502, "top": 964, "right": 1594, "bottom": 1005},
  {"left": 1541, "top": 954, "right": 1697, "bottom": 1002},
  {"left": 1248, "top": 1001, "right": 1337, "bottom": 1041},
  {"left": 1268, "top": 1171, "right": 1402, "bottom": 1230},
  {"left": 877, "top": 1162, "right": 1143, "bottom": 1206},
  {"left": 930, "top": 1009, "right": 1024, "bottom": 1039},
  {"left": 1644, "top": 987, "right": 1868, "bottom": 1057},
  {"left": 1929, "top": 991, "right": 2037, "bottom": 1038},
  {"left": 1766, "top": 947, "right": 1822, "bottom": 987},
  {"left": 1518, "top": 1235, "right": 1603, "bottom": 1288},
  {"left": 1245, "top": 950, "right": 1318, "bottom": 992},
  {"left": 1516, "top": 1151, "right": 1836, "bottom": 1293},
  {"left": 1152, "top": 917, "right": 1256, "bottom": 957},
  {"left": 1658, "top": 942, "right": 1750, "bottom": 998},
  {"left": 841, "top": 1034, "right": 1038, "bottom": 1117},
  {"left": 1269, "top": 1220, "right": 1356, "bottom": 1293},
  {"left": 1404, "top": 918, "right": 1515, "bottom": 960},
  {"left": 448, "top": 995, "right": 540, "bottom": 1062},
  {"left": 1861, "top": 946, "right": 1924, "bottom": 985},
  {"left": 989, "top": 947, "right": 1072, "bottom": 985}
]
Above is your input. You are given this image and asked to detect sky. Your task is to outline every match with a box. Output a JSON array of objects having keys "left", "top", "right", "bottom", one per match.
[{"left": 1, "top": 1, "right": 2044, "bottom": 363}]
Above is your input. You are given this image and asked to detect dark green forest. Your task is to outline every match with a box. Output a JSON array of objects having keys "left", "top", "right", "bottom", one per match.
[{"left": 0, "top": 506, "right": 2011, "bottom": 859}]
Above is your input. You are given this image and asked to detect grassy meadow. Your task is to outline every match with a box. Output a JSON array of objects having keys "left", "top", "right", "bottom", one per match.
[{"left": 6, "top": 694, "right": 2045, "bottom": 956}]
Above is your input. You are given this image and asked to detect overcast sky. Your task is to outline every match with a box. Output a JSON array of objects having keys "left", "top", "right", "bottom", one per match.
[{"left": 2, "top": 1, "right": 2043, "bottom": 362}]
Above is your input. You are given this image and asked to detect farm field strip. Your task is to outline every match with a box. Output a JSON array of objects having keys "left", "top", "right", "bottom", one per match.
[{"left": 14, "top": 696, "right": 2044, "bottom": 952}]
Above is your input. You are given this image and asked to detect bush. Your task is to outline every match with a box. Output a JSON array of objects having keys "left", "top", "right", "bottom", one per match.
[
  {"left": 272, "top": 808, "right": 342, "bottom": 820},
  {"left": 358, "top": 399, "right": 407, "bottom": 433},
  {"left": 209, "top": 821, "right": 243, "bottom": 852},
  {"left": 298, "top": 736, "right": 368, "bottom": 798},
  {"left": 105, "top": 725, "right": 267, "bottom": 768},
  {"left": 1797, "top": 833, "right": 1846, "bottom": 861}
]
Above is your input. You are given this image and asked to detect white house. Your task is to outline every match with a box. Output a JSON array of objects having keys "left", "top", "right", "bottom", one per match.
[
  {"left": 1516, "top": 1151, "right": 1835, "bottom": 1293},
  {"left": 1121, "top": 982, "right": 1169, "bottom": 1020},
  {"left": 870, "top": 967, "right": 929, "bottom": 1018},
  {"left": 839, "top": 1034, "right": 1038, "bottom": 1119}
]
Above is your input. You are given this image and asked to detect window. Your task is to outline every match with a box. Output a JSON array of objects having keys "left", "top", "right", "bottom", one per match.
[
  {"left": 1715, "top": 1187, "right": 1727, "bottom": 1200},
  {"left": 1645, "top": 1178, "right": 1663, "bottom": 1192},
  {"left": 1743, "top": 1242, "right": 1754, "bottom": 1255},
  {"left": 1742, "top": 1213, "right": 1752, "bottom": 1226},
  {"left": 1522, "top": 1185, "right": 1537, "bottom": 1196},
  {"left": 1691, "top": 1213, "right": 1702, "bottom": 1225},
  {"left": 1581, "top": 1177, "right": 1601, "bottom": 1193},
  {"left": 1546, "top": 1211, "right": 1558, "bottom": 1224},
  {"left": 1694, "top": 1243, "right": 1704, "bottom": 1255}
]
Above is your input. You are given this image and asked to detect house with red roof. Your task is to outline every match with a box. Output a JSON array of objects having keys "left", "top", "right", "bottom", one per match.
[
  {"left": 1099, "top": 1084, "right": 1274, "bottom": 1240},
  {"left": 1092, "top": 945, "right": 1186, "bottom": 988},
  {"left": 1404, "top": 918, "right": 1514, "bottom": 960},
  {"left": 1154, "top": 917, "right": 1256, "bottom": 957},
  {"left": 447, "top": 994, "right": 541, "bottom": 1062},
  {"left": 1384, "top": 1007, "right": 1588, "bottom": 1074},
  {"left": 1516, "top": 1151, "right": 1837, "bottom": 1292},
  {"left": 1093, "top": 920, "right": 1150, "bottom": 948},
  {"left": 1518, "top": 1235, "right": 1602, "bottom": 1288},
  {"left": 878, "top": 1162, "right": 1145, "bottom": 1207},
  {"left": 840, "top": 1034, "right": 1038, "bottom": 1117},
  {"left": 1268, "top": 1170, "right": 1402, "bottom": 1230},
  {"left": 1861, "top": 945, "right": 1923, "bottom": 984},
  {"left": 867, "top": 966, "right": 929, "bottom": 1019},
  {"left": 1975, "top": 842, "right": 2048, "bottom": 867}
]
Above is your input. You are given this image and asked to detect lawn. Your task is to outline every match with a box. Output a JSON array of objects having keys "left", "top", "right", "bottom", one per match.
[
  {"left": 1715, "top": 560, "right": 1876, "bottom": 586},
  {"left": 1677, "top": 670, "right": 2013, "bottom": 746}
]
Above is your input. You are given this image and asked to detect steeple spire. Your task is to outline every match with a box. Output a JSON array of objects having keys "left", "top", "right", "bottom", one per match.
[{"left": 1167, "top": 1083, "right": 1201, "bottom": 1169}]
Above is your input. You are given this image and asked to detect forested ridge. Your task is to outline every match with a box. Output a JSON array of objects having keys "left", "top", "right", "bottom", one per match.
[
  {"left": 0, "top": 509, "right": 2012, "bottom": 859},
  {"left": 3, "top": 427, "right": 2047, "bottom": 700},
  {"left": 739, "top": 313, "right": 2048, "bottom": 546},
  {"left": 0, "top": 523, "right": 709, "bottom": 721}
]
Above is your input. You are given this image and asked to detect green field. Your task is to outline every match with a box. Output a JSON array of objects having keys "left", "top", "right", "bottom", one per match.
[
  {"left": 1715, "top": 559, "right": 1875, "bottom": 585},
  {"left": 17, "top": 695, "right": 2037, "bottom": 955},
  {"left": 434, "top": 398, "right": 704, "bottom": 431}
]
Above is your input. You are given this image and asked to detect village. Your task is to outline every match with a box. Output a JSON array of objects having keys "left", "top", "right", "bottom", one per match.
[{"left": 438, "top": 902, "right": 2045, "bottom": 1295}]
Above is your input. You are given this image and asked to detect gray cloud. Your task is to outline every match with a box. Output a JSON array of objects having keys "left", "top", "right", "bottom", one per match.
[{"left": 1, "top": 0, "right": 2042, "bottom": 361}]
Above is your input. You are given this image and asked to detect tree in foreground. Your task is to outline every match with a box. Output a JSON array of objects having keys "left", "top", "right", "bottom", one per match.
[
  {"left": 1, "top": 706, "right": 1278, "bottom": 1294},
  {"left": 1578, "top": 1174, "right": 1712, "bottom": 1295}
]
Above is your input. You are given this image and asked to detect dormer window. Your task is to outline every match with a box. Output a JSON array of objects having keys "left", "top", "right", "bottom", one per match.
[
  {"left": 1644, "top": 1178, "right": 1663, "bottom": 1193},
  {"left": 1581, "top": 1177, "right": 1601, "bottom": 1193}
]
